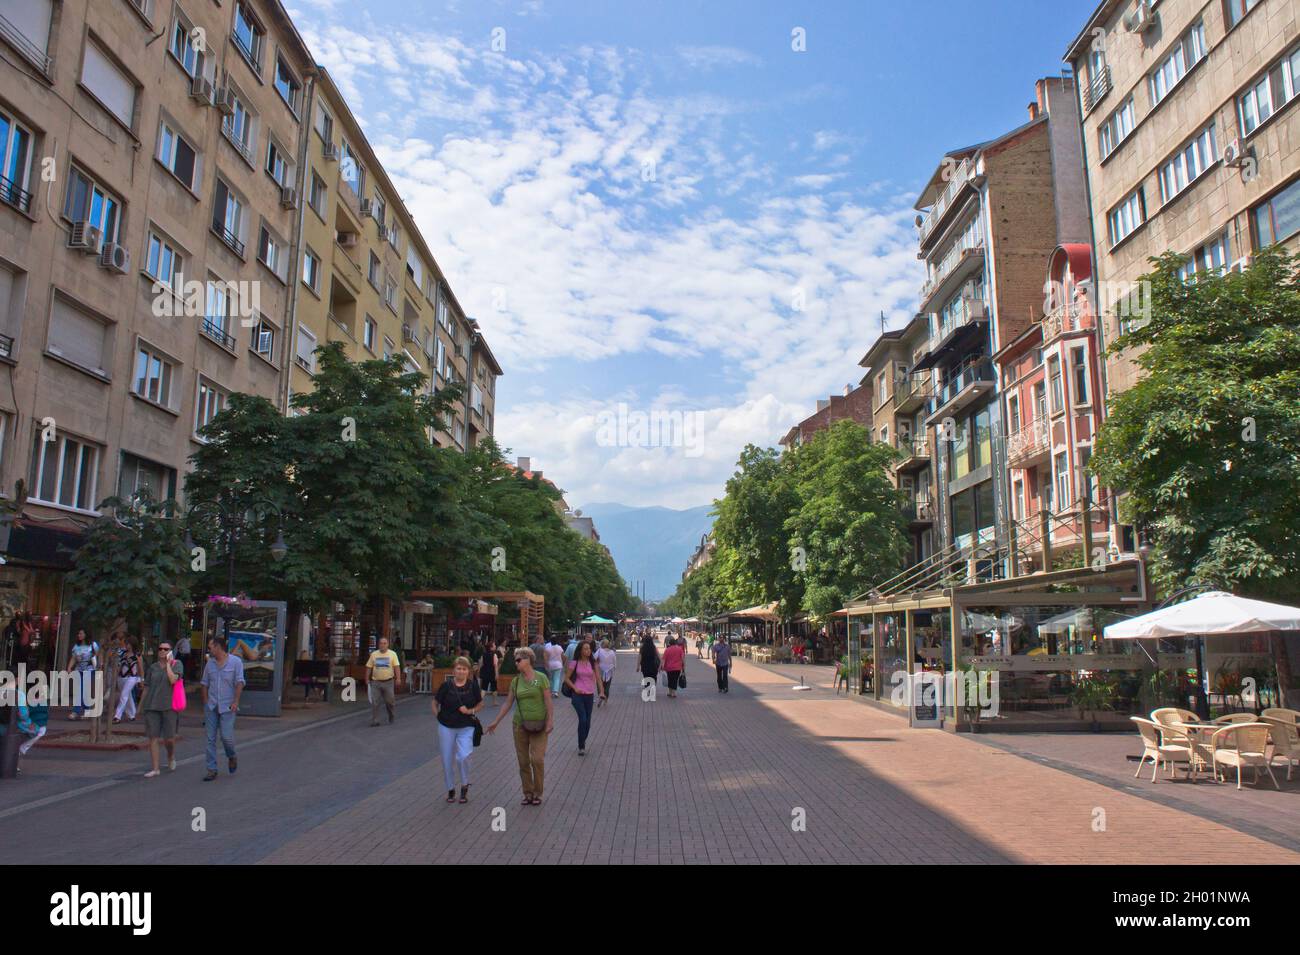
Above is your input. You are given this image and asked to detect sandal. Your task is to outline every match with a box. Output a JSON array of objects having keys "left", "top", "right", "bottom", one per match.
[
  {"left": 458, "top": 785, "right": 470, "bottom": 804},
  {"left": 530, "top": 796, "right": 542, "bottom": 806},
  {"left": 521, "top": 795, "right": 533, "bottom": 806},
  {"left": 445, "top": 789, "right": 456, "bottom": 803}
]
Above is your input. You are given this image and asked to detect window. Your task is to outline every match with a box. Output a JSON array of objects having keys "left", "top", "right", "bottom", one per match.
[
  {"left": 1097, "top": 96, "right": 1134, "bottom": 160},
  {"left": 435, "top": 337, "right": 446, "bottom": 375},
  {"left": 30, "top": 431, "right": 99, "bottom": 512},
  {"left": 274, "top": 56, "right": 301, "bottom": 113},
  {"left": 252, "top": 315, "right": 276, "bottom": 360},
  {"left": 63, "top": 166, "right": 122, "bottom": 246},
  {"left": 406, "top": 247, "right": 424, "bottom": 287},
  {"left": 314, "top": 103, "right": 333, "bottom": 143},
  {"left": 1238, "top": 43, "right": 1300, "bottom": 135},
  {"left": 48, "top": 294, "right": 111, "bottom": 376},
  {"left": 363, "top": 315, "right": 377, "bottom": 352},
  {"left": 221, "top": 87, "right": 254, "bottom": 162},
  {"left": 1158, "top": 123, "right": 1217, "bottom": 203},
  {"left": 1048, "top": 356, "right": 1063, "bottom": 413},
  {"left": 1054, "top": 452, "right": 1071, "bottom": 510},
  {"left": 1149, "top": 21, "right": 1205, "bottom": 107},
  {"left": 1007, "top": 393, "right": 1021, "bottom": 435},
  {"left": 118, "top": 452, "right": 176, "bottom": 503},
  {"left": 949, "top": 415, "right": 970, "bottom": 481},
  {"left": 195, "top": 378, "right": 229, "bottom": 434},
  {"left": 168, "top": 13, "right": 201, "bottom": 77},
  {"left": 302, "top": 247, "right": 320, "bottom": 292},
  {"left": 211, "top": 179, "right": 245, "bottom": 254},
  {"left": 308, "top": 170, "right": 326, "bottom": 216},
  {"left": 367, "top": 252, "right": 381, "bottom": 288},
  {"left": 0, "top": 0, "right": 53, "bottom": 61},
  {"left": 383, "top": 336, "right": 394, "bottom": 360},
  {"left": 145, "top": 231, "right": 184, "bottom": 287},
  {"left": 232, "top": 2, "right": 265, "bottom": 72},
  {"left": 132, "top": 342, "right": 176, "bottom": 408},
  {"left": 1079, "top": 446, "right": 1099, "bottom": 505},
  {"left": 1012, "top": 480, "right": 1024, "bottom": 522},
  {"left": 384, "top": 276, "right": 397, "bottom": 312},
  {"left": 157, "top": 120, "right": 199, "bottom": 190},
  {"left": 1253, "top": 177, "right": 1300, "bottom": 247},
  {"left": 0, "top": 107, "right": 34, "bottom": 212},
  {"left": 81, "top": 39, "right": 137, "bottom": 128},
  {"left": 1070, "top": 346, "right": 1088, "bottom": 404},
  {"left": 387, "top": 221, "right": 401, "bottom": 251},
  {"left": 1107, "top": 188, "right": 1145, "bottom": 247},
  {"left": 295, "top": 325, "right": 317, "bottom": 372},
  {"left": 1180, "top": 230, "right": 1231, "bottom": 281},
  {"left": 265, "top": 138, "right": 291, "bottom": 187},
  {"left": 1225, "top": 0, "right": 1261, "bottom": 29},
  {"left": 880, "top": 424, "right": 889, "bottom": 447},
  {"left": 1033, "top": 381, "right": 1047, "bottom": 423},
  {"left": 257, "top": 225, "right": 286, "bottom": 280},
  {"left": 341, "top": 140, "right": 364, "bottom": 194},
  {"left": 203, "top": 278, "right": 233, "bottom": 346}
]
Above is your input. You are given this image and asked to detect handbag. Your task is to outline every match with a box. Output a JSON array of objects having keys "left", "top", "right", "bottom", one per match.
[
  {"left": 561, "top": 661, "right": 576, "bottom": 698},
  {"left": 472, "top": 716, "right": 483, "bottom": 747},
  {"left": 679, "top": 670, "right": 687, "bottom": 690},
  {"left": 170, "top": 667, "right": 187, "bottom": 713}
]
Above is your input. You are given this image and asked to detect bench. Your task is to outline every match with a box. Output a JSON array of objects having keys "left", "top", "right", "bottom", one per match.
[{"left": 292, "top": 660, "right": 331, "bottom": 702}]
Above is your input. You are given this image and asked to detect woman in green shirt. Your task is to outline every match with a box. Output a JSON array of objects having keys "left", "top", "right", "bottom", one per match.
[{"left": 487, "top": 647, "right": 553, "bottom": 806}]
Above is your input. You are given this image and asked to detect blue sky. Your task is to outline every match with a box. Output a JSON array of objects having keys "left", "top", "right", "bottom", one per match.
[{"left": 288, "top": 0, "right": 1098, "bottom": 509}]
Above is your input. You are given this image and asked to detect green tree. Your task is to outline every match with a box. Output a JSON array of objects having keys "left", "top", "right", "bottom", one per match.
[
  {"left": 712, "top": 445, "right": 799, "bottom": 616},
  {"left": 784, "top": 420, "right": 908, "bottom": 620},
  {"left": 1091, "top": 248, "right": 1300, "bottom": 703}
]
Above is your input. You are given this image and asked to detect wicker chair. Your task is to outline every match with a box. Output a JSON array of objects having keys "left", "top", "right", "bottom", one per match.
[
  {"left": 1212, "top": 712, "right": 1257, "bottom": 725},
  {"left": 1152, "top": 706, "right": 1199, "bottom": 726},
  {"left": 1131, "top": 717, "right": 1192, "bottom": 782},
  {"left": 1261, "top": 717, "right": 1300, "bottom": 781},
  {"left": 1210, "top": 723, "right": 1280, "bottom": 790}
]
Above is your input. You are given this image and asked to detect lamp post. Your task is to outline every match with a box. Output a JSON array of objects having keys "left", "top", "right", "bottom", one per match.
[{"left": 184, "top": 495, "right": 287, "bottom": 598}]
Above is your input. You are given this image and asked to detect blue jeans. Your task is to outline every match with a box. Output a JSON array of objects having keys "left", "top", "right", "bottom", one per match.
[
  {"left": 570, "top": 693, "right": 594, "bottom": 749},
  {"left": 548, "top": 668, "right": 563, "bottom": 694},
  {"left": 73, "top": 670, "right": 94, "bottom": 716},
  {"left": 205, "top": 707, "right": 237, "bottom": 772},
  {"left": 437, "top": 723, "right": 475, "bottom": 790}
]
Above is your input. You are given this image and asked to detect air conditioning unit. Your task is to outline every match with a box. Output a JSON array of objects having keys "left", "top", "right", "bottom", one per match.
[
  {"left": 322, "top": 143, "right": 340, "bottom": 162},
  {"left": 190, "top": 75, "right": 215, "bottom": 105},
  {"left": 402, "top": 324, "right": 416, "bottom": 343},
  {"left": 1124, "top": 1, "right": 1158, "bottom": 33},
  {"left": 359, "top": 198, "right": 375, "bottom": 219},
  {"left": 257, "top": 329, "right": 273, "bottom": 354},
  {"left": 215, "top": 85, "right": 237, "bottom": 116},
  {"left": 1223, "top": 138, "right": 1248, "bottom": 167},
  {"left": 99, "top": 242, "right": 130, "bottom": 274},
  {"left": 279, "top": 186, "right": 298, "bottom": 210},
  {"left": 68, "top": 221, "right": 103, "bottom": 253},
  {"left": 337, "top": 231, "right": 359, "bottom": 249}
]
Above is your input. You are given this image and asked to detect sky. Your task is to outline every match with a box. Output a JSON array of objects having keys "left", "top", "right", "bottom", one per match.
[{"left": 287, "top": 0, "right": 1099, "bottom": 510}]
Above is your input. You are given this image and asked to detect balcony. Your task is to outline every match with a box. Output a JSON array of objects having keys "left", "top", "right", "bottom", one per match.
[
  {"left": 0, "top": 332, "right": 13, "bottom": 360},
  {"left": 901, "top": 496, "right": 936, "bottom": 525},
  {"left": 928, "top": 357, "right": 996, "bottom": 420},
  {"left": 221, "top": 119, "right": 255, "bottom": 167},
  {"left": 1007, "top": 418, "right": 1050, "bottom": 469},
  {"left": 200, "top": 318, "right": 236, "bottom": 352},
  {"left": 1041, "top": 299, "right": 1092, "bottom": 346},
  {"left": 919, "top": 241, "right": 985, "bottom": 314},
  {"left": 1083, "top": 65, "right": 1112, "bottom": 114},
  {"left": 212, "top": 224, "right": 245, "bottom": 259},
  {"left": 893, "top": 436, "right": 931, "bottom": 473},
  {"left": 891, "top": 372, "right": 933, "bottom": 414},
  {"left": 917, "top": 158, "right": 980, "bottom": 250},
  {"left": 916, "top": 297, "right": 990, "bottom": 371},
  {"left": 0, "top": 173, "right": 33, "bottom": 215}
]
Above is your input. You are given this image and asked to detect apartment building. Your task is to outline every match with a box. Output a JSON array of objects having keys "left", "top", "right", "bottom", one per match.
[
  {"left": 0, "top": 0, "right": 313, "bottom": 654},
  {"left": 910, "top": 77, "right": 1089, "bottom": 557},
  {"left": 291, "top": 68, "right": 500, "bottom": 450},
  {"left": 1068, "top": 0, "right": 1300, "bottom": 397},
  {"left": 994, "top": 243, "right": 1112, "bottom": 570},
  {"left": 776, "top": 381, "right": 873, "bottom": 451},
  {"left": 856, "top": 314, "right": 937, "bottom": 565}
]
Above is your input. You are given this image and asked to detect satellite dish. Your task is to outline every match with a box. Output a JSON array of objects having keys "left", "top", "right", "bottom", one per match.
[
  {"left": 914, "top": 214, "right": 924, "bottom": 228},
  {"left": 574, "top": 509, "right": 582, "bottom": 517}
]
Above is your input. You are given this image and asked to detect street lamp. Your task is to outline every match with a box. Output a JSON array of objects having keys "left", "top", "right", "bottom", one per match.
[{"left": 184, "top": 495, "right": 287, "bottom": 597}]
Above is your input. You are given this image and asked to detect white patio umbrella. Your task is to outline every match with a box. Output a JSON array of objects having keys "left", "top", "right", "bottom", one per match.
[
  {"left": 1103, "top": 592, "right": 1300, "bottom": 640},
  {"left": 1104, "top": 591, "right": 1300, "bottom": 718}
]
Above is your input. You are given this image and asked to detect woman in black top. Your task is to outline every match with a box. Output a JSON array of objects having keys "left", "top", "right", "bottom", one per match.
[
  {"left": 433, "top": 657, "right": 483, "bottom": 803},
  {"left": 637, "top": 635, "right": 660, "bottom": 690},
  {"left": 478, "top": 639, "right": 500, "bottom": 700}
]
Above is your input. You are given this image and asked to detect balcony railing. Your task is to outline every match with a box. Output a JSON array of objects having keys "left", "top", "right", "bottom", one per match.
[
  {"left": 1006, "top": 418, "right": 1050, "bottom": 467},
  {"left": 0, "top": 173, "right": 33, "bottom": 214},
  {"left": 892, "top": 372, "right": 934, "bottom": 412},
  {"left": 1083, "top": 65, "right": 1112, "bottom": 113},
  {"left": 1041, "top": 299, "right": 1090, "bottom": 345},
  {"left": 212, "top": 224, "right": 245, "bottom": 258},
  {"left": 0, "top": 14, "right": 53, "bottom": 78},
  {"left": 930, "top": 358, "right": 995, "bottom": 413},
  {"left": 201, "top": 318, "right": 236, "bottom": 351},
  {"left": 901, "top": 497, "right": 936, "bottom": 524},
  {"left": 917, "top": 158, "right": 975, "bottom": 247},
  {"left": 0, "top": 332, "right": 13, "bottom": 359},
  {"left": 919, "top": 240, "right": 984, "bottom": 311},
  {"left": 927, "top": 296, "right": 987, "bottom": 355},
  {"left": 221, "top": 119, "right": 255, "bottom": 166}
]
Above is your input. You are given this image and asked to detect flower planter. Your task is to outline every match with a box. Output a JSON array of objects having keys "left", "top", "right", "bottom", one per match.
[{"left": 496, "top": 675, "right": 514, "bottom": 696}]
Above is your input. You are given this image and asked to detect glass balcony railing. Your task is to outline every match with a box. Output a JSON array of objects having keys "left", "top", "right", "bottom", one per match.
[{"left": 930, "top": 358, "right": 995, "bottom": 412}]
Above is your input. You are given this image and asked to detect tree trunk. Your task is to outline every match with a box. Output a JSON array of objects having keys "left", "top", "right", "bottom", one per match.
[{"left": 1273, "top": 636, "right": 1295, "bottom": 710}]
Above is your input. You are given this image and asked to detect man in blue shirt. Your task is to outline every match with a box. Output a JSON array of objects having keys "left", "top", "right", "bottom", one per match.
[
  {"left": 200, "top": 635, "right": 245, "bottom": 781},
  {"left": 711, "top": 637, "right": 732, "bottom": 693}
]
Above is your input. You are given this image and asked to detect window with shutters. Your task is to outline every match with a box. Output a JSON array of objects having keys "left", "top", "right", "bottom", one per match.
[
  {"left": 47, "top": 293, "right": 112, "bottom": 378},
  {"left": 80, "top": 38, "right": 138, "bottom": 129},
  {"left": 295, "top": 324, "right": 317, "bottom": 372}
]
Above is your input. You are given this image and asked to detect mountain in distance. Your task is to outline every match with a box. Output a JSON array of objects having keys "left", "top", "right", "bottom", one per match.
[{"left": 577, "top": 502, "right": 713, "bottom": 602}]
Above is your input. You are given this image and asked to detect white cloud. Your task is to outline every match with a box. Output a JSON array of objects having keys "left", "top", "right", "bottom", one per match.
[{"left": 295, "top": 16, "right": 924, "bottom": 508}]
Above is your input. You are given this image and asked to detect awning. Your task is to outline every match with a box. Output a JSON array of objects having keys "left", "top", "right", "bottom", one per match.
[
  {"left": 1103, "top": 592, "right": 1300, "bottom": 639},
  {"left": 580, "top": 615, "right": 616, "bottom": 625}
]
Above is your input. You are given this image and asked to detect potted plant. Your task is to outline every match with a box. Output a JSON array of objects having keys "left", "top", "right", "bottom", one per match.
[
  {"left": 430, "top": 654, "right": 455, "bottom": 690},
  {"left": 1070, "top": 675, "right": 1116, "bottom": 730},
  {"left": 496, "top": 649, "right": 517, "bottom": 696}
]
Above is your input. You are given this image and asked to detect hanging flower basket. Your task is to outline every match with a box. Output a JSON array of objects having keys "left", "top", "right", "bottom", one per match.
[{"left": 208, "top": 594, "right": 255, "bottom": 617}]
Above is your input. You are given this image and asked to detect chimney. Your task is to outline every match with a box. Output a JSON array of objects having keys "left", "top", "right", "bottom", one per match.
[
  {"left": 843, "top": 383, "right": 852, "bottom": 396},
  {"left": 1028, "top": 101, "right": 1040, "bottom": 121},
  {"left": 816, "top": 399, "right": 830, "bottom": 412},
  {"left": 517, "top": 456, "right": 531, "bottom": 472}
]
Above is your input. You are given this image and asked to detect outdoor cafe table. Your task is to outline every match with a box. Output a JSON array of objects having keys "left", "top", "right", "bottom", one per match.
[{"left": 1171, "top": 723, "right": 1228, "bottom": 780}]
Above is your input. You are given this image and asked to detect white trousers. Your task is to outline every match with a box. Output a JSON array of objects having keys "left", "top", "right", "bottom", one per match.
[{"left": 114, "top": 676, "right": 141, "bottom": 720}]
